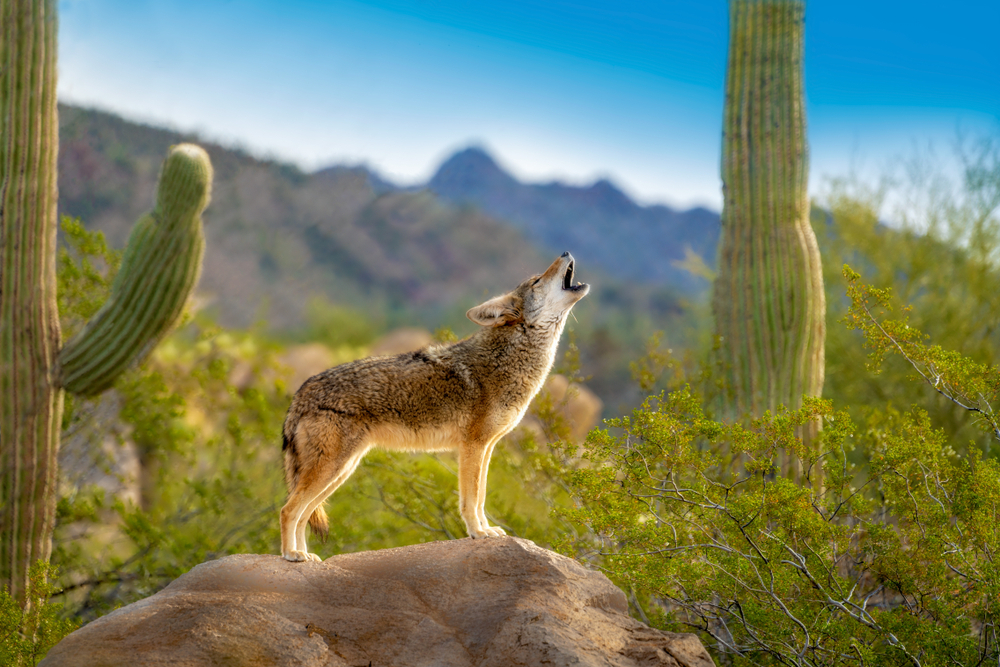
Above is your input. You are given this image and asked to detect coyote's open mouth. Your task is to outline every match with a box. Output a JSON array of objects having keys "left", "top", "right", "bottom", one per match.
[{"left": 562, "top": 260, "right": 586, "bottom": 292}]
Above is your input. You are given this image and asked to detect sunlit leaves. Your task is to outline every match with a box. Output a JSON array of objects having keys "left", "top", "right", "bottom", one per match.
[
  {"left": 844, "top": 264, "right": 1000, "bottom": 444},
  {"left": 562, "top": 303, "right": 1000, "bottom": 665},
  {"left": 0, "top": 562, "right": 78, "bottom": 666}
]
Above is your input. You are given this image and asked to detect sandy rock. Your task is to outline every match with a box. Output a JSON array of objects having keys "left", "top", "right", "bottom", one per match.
[
  {"left": 545, "top": 374, "right": 603, "bottom": 442},
  {"left": 518, "top": 374, "right": 604, "bottom": 443},
  {"left": 42, "top": 538, "right": 713, "bottom": 667},
  {"left": 369, "top": 327, "right": 434, "bottom": 356},
  {"left": 229, "top": 342, "right": 335, "bottom": 393},
  {"left": 278, "top": 343, "right": 340, "bottom": 393}
]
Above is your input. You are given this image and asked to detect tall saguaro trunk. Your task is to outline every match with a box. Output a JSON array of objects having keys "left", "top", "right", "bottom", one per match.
[
  {"left": 0, "top": 1, "right": 213, "bottom": 602},
  {"left": 712, "top": 0, "right": 825, "bottom": 457},
  {"left": 0, "top": 0, "right": 62, "bottom": 601}
]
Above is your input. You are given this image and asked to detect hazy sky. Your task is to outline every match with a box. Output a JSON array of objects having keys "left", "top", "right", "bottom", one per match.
[{"left": 58, "top": 0, "right": 998, "bottom": 210}]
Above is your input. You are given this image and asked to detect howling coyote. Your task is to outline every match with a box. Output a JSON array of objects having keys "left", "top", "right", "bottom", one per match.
[{"left": 279, "top": 252, "right": 589, "bottom": 562}]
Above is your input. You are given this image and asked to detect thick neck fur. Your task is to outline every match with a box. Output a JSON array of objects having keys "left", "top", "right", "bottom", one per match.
[{"left": 448, "top": 311, "right": 569, "bottom": 405}]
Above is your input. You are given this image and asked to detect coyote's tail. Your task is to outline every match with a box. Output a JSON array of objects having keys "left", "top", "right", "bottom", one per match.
[
  {"left": 308, "top": 505, "right": 329, "bottom": 541},
  {"left": 282, "top": 426, "right": 330, "bottom": 542}
]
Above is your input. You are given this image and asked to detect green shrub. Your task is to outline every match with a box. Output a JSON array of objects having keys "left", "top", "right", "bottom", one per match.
[
  {"left": 560, "top": 268, "right": 1000, "bottom": 666},
  {"left": 0, "top": 562, "right": 77, "bottom": 666}
]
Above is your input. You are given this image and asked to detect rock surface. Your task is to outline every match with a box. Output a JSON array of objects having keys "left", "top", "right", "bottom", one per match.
[{"left": 42, "top": 537, "right": 714, "bottom": 667}]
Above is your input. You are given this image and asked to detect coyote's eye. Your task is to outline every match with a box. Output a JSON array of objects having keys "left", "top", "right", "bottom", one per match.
[{"left": 531, "top": 277, "right": 541, "bottom": 286}]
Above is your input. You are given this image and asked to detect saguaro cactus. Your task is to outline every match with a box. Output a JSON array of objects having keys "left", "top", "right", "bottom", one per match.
[
  {"left": 0, "top": 0, "right": 212, "bottom": 600},
  {"left": 0, "top": 0, "right": 62, "bottom": 603},
  {"left": 712, "top": 1, "right": 825, "bottom": 434}
]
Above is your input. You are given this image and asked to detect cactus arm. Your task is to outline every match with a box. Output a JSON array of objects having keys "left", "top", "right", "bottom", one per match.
[
  {"left": 0, "top": 0, "right": 62, "bottom": 601},
  {"left": 712, "top": 0, "right": 825, "bottom": 421},
  {"left": 57, "top": 144, "right": 212, "bottom": 396}
]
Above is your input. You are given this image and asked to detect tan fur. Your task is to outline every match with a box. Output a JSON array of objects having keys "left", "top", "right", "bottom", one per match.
[{"left": 279, "top": 253, "right": 589, "bottom": 562}]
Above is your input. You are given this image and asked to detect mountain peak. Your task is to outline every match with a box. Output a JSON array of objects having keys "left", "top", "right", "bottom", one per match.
[
  {"left": 584, "top": 178, "right": 635, "bottom": 213},
  {"left": 428, "top": 147, "right": 518, "bottom": 200},
  {"left": 440, "top": 146, "right": 502, "bottom": 172}
]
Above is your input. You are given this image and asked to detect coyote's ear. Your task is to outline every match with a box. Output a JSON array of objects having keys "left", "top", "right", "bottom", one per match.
[{"left": 467, "top": 293, "right": 522, "bottom": 327}]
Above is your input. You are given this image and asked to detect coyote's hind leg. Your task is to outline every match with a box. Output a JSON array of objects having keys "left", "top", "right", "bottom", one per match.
[
  {"left": 281, "top": 420, "right": 366, "bottom": 562},
  {"left": 292, "top": 450, "right": 366, "bottom": 561},
  {"left": 281, "top": 476, "right": 333, "bottom": 562}
]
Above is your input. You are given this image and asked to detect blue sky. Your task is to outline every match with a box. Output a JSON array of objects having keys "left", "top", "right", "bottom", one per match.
[{"left": 58, "top": 0, "right": 998, "bottom": 209}]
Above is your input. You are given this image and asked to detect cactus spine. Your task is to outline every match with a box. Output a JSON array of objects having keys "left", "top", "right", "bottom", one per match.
[
  {"left": 0, "top": 0, "right": 62, "bottom": 602},
  {"left": 0, "top": 0, "right": 212, "bottom": 599},
  {"left": 712, "top": 1, "right": 825, "bottom": 438},
  {"left": 59, "top": 145, "right": 212, "bottom": 395}
]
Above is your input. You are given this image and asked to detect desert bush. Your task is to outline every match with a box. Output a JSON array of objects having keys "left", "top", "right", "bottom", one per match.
[
  {"left": 560, "top": 266, "right": 1000, "bottom": 666},
  {"left": 817, "top": 135, "right": 1000, "bottom": 457},
  {"left": 0, "top": 562, "right": 77, "bottom": 666}
]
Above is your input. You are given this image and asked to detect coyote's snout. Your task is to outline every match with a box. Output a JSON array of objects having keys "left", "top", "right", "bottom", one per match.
[{"left": 279, "top": 253, "right": 589, "bottom": 562}]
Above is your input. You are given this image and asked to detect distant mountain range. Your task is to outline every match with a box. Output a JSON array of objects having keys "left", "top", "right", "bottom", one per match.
[
  {"left": 58, "top": 105, "right": 548, "bottom": 330},
  {"left": 428, "top": 148, "right": 720, "bottom": 293},
  {"left": 58, "top": 105, "right": 721, "bottom": 326}
]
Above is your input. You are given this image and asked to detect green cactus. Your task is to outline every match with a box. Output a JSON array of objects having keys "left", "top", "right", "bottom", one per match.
[
  {"left": 58, "top": 145, "right": 212, "bottom": 395},
  {"left": 0, "top": 0, "right": 62, "bottom": 604},
  {"left": 0, "top": 0, "right": 212, "bottom": 600},
  {"left": 711, "top": 0, "right": 825, "bottom": 453}
]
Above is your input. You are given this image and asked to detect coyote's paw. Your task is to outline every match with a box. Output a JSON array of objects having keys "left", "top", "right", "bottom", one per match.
[
  {"left": 468, "top": 526, "right": 506, "bottom": 539},
  {"left": 282, "top": 550, "right": 317, "bottom": 563}
]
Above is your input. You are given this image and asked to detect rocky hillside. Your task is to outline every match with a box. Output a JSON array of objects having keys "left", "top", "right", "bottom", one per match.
[
  {"left": 58, "top": 105, "right": 548, "bottom": 330},
  {"left": 429, "top": 147, "right": 721, "bottom": 293}
]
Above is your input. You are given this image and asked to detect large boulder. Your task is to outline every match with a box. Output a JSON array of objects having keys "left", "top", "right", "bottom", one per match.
[{"left": 42, "top": 538, "right": 714, "bottom": 667}]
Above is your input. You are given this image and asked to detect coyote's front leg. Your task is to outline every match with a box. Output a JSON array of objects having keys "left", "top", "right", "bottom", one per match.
[
  {"left": 458, "top": 438, "right": 505, "bottom": 538},
  {"left": 458, "top": 441, "right": 490, "bottom": 538},
  {"left": 476, "top": 437, "right": 506, "bottom": 537}
]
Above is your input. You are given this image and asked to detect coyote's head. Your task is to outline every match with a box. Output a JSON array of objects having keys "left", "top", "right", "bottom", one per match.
[{"left": 467, "top": 252, "right": 589, "bottom": 330}]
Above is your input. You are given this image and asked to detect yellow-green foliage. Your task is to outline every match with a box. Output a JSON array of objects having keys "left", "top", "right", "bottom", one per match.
[
  {"left": 817, "top": 137, "right": 1000, "bottom": 456},
  {"left": 560, "top": 270, "right": 1000, "bottom": 666},
  {"left": 842, "top": 264, "right": 1000, "bottom": 444},
  {"left": 56, "top": 217, "right": 123, "bottom": 337},
  {"left": 0, "top": 562, "right": 77, "bottom": 666}
]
